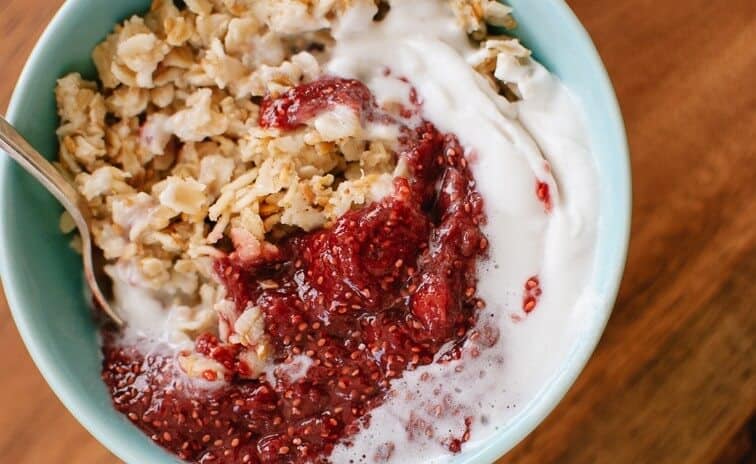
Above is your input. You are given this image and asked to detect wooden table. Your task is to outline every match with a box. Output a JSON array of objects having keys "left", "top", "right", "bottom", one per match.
[{"left": 1, "top": 0, "right": 753, "bottom": 462}]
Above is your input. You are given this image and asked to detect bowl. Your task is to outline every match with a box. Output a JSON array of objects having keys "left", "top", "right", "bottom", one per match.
[{"left": 0, "top": 1, "right": 630, "bottom": 462}]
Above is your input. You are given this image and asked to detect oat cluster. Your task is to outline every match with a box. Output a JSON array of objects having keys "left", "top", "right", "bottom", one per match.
[{"left": 55, "top": 0, "right": 521, "bottom": 380}]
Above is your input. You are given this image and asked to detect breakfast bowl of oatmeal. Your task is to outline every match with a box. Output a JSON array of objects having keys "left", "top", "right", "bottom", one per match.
[{"left": 0, "top": 0, "right": 630, "bottom": 463}]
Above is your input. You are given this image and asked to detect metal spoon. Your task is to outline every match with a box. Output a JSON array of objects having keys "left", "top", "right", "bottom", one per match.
[{"left": 0, "top": 116, "right": 124, "bottom": 326}]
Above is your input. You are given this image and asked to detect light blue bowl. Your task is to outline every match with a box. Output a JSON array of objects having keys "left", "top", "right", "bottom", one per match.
[{"left": 0, "top": 1, "right": 630, "bottom": 462}]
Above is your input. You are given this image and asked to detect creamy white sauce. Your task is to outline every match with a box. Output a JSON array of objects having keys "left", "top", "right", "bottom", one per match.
[
  {"left": 107, "top": 261, "right": 200, "bottom": 349},
  {"left": 327, "top": 1, "right": 599, "bottom": 462},
  {"left": 108, "top": 262, "right": 172, "bottom": 338}
]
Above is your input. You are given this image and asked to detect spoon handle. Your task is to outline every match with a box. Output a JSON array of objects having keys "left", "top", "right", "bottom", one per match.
[
  {"left": 0, "top": 116, "right": 85, "bottom": 214},
  {"left": 0, "top": 115, "right": 124, "bottom": 326}
]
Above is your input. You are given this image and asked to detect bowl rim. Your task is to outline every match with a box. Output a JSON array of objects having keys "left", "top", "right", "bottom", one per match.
[{"left": 0, "top": 1, "right": 631, "bottom": 463}]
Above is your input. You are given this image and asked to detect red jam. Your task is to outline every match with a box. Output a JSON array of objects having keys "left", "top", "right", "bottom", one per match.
[
  {"left": 259, "top": 77, "right": 379, "bottom": 131},
  {"left": 522, "top": 276, "right": 542, "bottom": 313},
  {"left": 102, "top": 78, "right": 488, "bottom": 463},
  {"left": 536, "top": 180, "right": 552, "bottom": 212}
]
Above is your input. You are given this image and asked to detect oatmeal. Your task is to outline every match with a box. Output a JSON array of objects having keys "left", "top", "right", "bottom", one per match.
[{"left": 55, "top": 0, "right": 599, "bottom": 463}]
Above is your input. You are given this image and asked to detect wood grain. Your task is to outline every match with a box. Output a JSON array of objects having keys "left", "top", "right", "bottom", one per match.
[{"left": 0, "top": 0, "right": 754, "bottom": 463}]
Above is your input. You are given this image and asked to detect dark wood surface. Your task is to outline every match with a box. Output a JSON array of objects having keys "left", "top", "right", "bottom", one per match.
[{"left": 1, "top": 0, "right": 754, "bottom": 462}]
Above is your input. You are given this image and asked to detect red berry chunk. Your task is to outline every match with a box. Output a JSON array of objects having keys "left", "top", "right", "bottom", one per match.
[{"left": 259, "top": 77, "right": 376, "bottom": 130}]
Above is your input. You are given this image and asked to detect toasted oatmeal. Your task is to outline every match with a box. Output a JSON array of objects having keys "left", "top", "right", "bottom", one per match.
[
  {"left": 450, "top": 0, "right": 517, "bottom": 38},
  {"left": 55, "top": 0, "right": 519, "bottom": 382}
]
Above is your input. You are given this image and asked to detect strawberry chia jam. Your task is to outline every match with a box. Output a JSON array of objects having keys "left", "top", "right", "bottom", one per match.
[{"left": 101, "top": 78, "right": 488, "bottom": 463}]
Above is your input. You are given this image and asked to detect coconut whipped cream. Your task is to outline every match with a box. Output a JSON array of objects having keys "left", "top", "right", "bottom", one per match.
[{"left": 326, "top": 1, "right": 599, "bottom": 461}]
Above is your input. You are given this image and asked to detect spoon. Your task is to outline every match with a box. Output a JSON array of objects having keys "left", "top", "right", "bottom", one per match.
[{"left": 0, "top": 116, "right": 124, "bottom": 326}]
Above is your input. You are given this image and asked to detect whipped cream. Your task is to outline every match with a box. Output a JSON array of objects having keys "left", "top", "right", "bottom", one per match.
[{"left": 327, "top": 1, "right": 599, "bottom": 462}]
